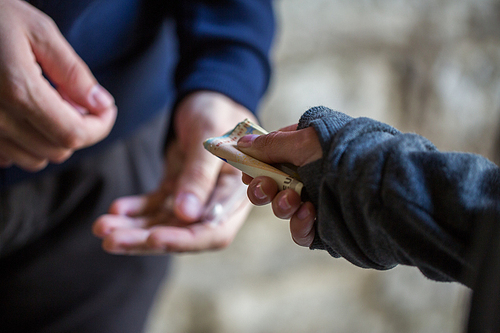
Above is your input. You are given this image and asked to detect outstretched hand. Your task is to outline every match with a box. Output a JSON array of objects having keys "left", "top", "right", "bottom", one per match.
[
  {"left": 0, "top": 0, "right": 117, "bottom": 171},
  {"left": 93, "top": 91, "right": 255, "bottom": 254},
  {"left": 237, "top": 125, "right": 322, "bottom": 247}
]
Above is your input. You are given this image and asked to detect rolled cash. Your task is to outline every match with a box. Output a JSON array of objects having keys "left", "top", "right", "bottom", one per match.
[{"left": 203, "top": 119, "right": 304, "bottom": 196}]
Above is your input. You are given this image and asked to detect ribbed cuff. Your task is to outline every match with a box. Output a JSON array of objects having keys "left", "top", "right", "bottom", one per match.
[{"left": 297, "top": 106, "right": 353, "bottom": 154}]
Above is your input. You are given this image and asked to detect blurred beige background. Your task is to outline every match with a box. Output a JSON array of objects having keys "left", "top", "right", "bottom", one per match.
[{"left": 145, "top": 0, "right": 500, "bottom": 332}]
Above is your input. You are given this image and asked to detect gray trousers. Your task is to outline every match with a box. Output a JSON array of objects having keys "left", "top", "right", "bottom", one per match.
[{"left": 0, "top": 112, "right": 171, "bottom": 333}]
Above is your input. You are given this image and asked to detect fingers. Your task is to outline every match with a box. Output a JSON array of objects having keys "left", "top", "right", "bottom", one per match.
[
  {"left": 0, "top": 1, "right": 117, "bottom": 171},
  {"left": 246, "top": 176, "right": 278, "bottom": 205},
  {"left": 247, "top": 176, "right": 303, "bottom": 220},
  {"left": 237, "top": 126, "right": 322, "bottom": 167},
  {"left": 94, "top": 91, "right": 261, "bottom": 254},
  {"left": 92, "top": 215, "right": 150, "bottom": 239},
  {"left": 23, "top": 57, "right": 117, "bottom": 150},
  {"left": 247, "top": 176, "right": 316, "bottom": 247},
  {"left": 93, "top": 181, "right": 253, "bottom": 255},
  {"left": 271, "top": 189, "right": 302, "bottom": 219},
  {"left": 172, "top": 147, "right": 221, "bottom": 222},
  {"left": 170, "top": 91, "right": 257, "bottom": 222},
  {"left": 24, "top": 3, "right": 114, "bottom": 114},
  {"left": 148, "top": 201, "right": 251, "bottom": 253},
  {"left": 98, "top": 214, "right": 245, "bottom": 255},
  {"left": 242, "top": 173, "right": 253, "bottom": 185},
  {"left": 101, "top": 228, "right": 153, "bottom": 255},
  {"left": 23, "top": 14, "right": 118, "bottom": 148},
  {"left": 92, "top": 191, "right": 172, "bottom": 237},
  {"left": 290, "top": 202, "right": 316, "bottom": 247},
  {"left": 0, "top": 137, "right": 48, "bottom": 171},
  {"left": 107, "top": 192, "right": 166, "bottom": 216},
  {"left": 0, "top": 74, "right": 117, "bottom": 168},
  {"left": 0, "top": 111, "right": 72, "bottom": 163}
]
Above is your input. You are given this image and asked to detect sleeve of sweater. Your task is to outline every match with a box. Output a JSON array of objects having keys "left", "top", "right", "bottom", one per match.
[
  {"left": 297, "top": 106, "right": 500, "bottom": 286},
  {"left": 172, "top": 0, "right": 275, "bottom": 113}
]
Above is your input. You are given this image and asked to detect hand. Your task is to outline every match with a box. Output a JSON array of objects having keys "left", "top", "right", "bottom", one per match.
[
  {"left": 0, "top": 0, "right": 117, "bottom": 171},
  {"left": 92, "top": 91, "right": 255, "bottom": 254},
  {"left": 237, "top": 125, "right": 322, "bottom": 247}
]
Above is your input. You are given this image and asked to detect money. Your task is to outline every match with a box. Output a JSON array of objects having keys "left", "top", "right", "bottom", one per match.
[{"left": 203, "top": 119, "right": 304, "bottom": 196}]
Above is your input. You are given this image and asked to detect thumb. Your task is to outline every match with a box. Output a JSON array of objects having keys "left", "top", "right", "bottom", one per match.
[
  {"left": 237, "top": 126, "right": 322, "bottom": 167},
  {"left": 173, "top": 144, "right": 222, "bottom": 222},
  {"left": 28, "top": 19, "right": 115, "bottom": 113}
]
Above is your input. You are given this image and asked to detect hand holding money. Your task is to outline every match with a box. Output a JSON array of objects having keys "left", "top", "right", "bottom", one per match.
[
  {"left": 203, "top": 119, "right": 305, "bottom": 195},
  {"left": 204, "top": 120, "right": 322, "bottom": 247}
]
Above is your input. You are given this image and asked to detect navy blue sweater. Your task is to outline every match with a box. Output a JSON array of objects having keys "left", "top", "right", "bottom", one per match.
[
  {"left": 297, "top": 106, "right": 500, "bottom": 288},
  {"left": 1, "top": 0, "right": 274, "bottom": 189}
]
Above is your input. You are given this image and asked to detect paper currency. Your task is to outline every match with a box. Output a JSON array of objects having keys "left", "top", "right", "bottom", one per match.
[{"left": 203, "top": 119, "right": 304, "bottom": 196}]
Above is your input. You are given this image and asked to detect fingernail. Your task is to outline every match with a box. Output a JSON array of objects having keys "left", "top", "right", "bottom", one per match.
[
  {"left": 89, "top": 84, "right": 114, "bottom": 109},
  {"left": 253, "top": 182, "right": 267, "bottom": 200},
  {"left": 176, "top": 192, "right": 202, "bottom": 220},
  {"left": 297, "top": 205, "right": 311, "bottom": 220},
  {"left": 237, "top": 134, "right": 259, "bottom": 148},
  {"left": 278, "top": 194, "right": 291, "bottom": 211}
]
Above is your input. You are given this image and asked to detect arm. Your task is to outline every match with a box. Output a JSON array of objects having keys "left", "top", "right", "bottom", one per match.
[
  {"left": 92, "top": 0, "right": 275, "bottom": 253},
  {"left": 238, "top": 106, "right": 500, "bottom": 286},
  {"left": 168, "top": 0, "right": 275, "bottom": 220},
  {"left": 173, "top": 0, "right": 274, "bottom": 112}
]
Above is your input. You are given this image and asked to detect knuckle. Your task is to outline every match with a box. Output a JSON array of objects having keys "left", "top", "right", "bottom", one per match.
[
  {"left": 261, "top": 131, "right": 280, "bottom": 148},
  {"left": 29, "top": 14, "right": 58, "bottom": 44},
  {"left": 0, "top": 75, "right": 29, "bottom": 107},
  {"left": 49, "top": 149, "right": 73, "bottom": 164},
  {"left": 259, "top": 131, "right": 281, "bottom": 162},
  {"left": 64, "top": 58, "right": 88, "bottom": 87},
  {"left": 57, "top": 130, "right": 84, "bottom": 149}
]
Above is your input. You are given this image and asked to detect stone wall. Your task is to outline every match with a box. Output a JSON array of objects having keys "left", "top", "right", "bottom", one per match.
[{"left": 146, "top": 0, "right": 500, "bottom": 332}]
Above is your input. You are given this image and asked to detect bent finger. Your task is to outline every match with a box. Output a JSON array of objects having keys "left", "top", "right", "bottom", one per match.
[
  {"left": 271, "top": 189, "right": 301, "bottom": 219},
  {"left": 242, "top": 173, "right": 253, "bottom": 185},
  {"left": 101, "top": 228, "right": 152, "bottom": 254},
  {"left": 0, "top": 112, "right": 73, "bottom": 163},
  {"left": 27, "top": 13, "right": 115, "bottom": 113},
  {"left": 108, "top": 192, "right": 167, "bottom": 217},
  {"left": 173, "top": 147, "right": 221, "bottom": 222},
  {"left": 290, "top": 202, "right": 316, "bottom": 247},
  {"left": 28, "top": 80, "right": 117, "bottom": 149},
  {"left": 92, "top": 215, "right": 150, "bottom": 238},
  {"left": 247, "top": 176, "right": 278, "bottom": 206},
  {"left": 0, "top": 137, "right": 48, "bottom": 171},
  {"left": 147, "top": 200, "right": 252, "bottom": 253}
]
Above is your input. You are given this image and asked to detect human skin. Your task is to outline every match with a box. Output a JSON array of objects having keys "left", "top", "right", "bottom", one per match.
[
  {"left": 237, "top": 125, "right": 322, "bottom": 247},
  {"left": 0, "top": 0, "right": 257, "bottom": 254},
  {"left": 0, "top": 0, "right": 117, "bottom": 171},
  {"left": 92, "top": 91, "right": 258, "bottom": 253}
]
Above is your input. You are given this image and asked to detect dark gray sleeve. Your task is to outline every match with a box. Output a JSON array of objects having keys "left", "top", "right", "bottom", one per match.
[{"left": 297, "top": 106, "right": 500, "bottom": 286}]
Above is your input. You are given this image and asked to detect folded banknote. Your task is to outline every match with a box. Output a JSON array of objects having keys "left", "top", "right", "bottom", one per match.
[{"left": 203, "top": 119, "right": 304, "bottom": 196}]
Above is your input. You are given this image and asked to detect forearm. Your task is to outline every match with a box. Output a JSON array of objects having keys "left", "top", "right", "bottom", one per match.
[
  {"left": 298, "top": 107, "right": 500, "bottom": 286},
  {"left": 173, "top": 0, "right": 275, "bottom": 113}
]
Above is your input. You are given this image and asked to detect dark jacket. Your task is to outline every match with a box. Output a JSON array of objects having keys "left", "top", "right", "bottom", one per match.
[
  {"left": 296, "top": 106, "right": 500, "bottom": 285},
  {"left": 297, "top": 106, "right": 500, "bottom": 332}
]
